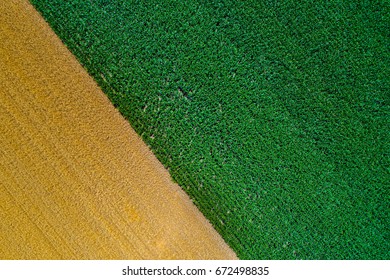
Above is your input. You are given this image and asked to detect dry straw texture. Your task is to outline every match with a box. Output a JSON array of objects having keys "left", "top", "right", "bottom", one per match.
[{"left": 0, "top": 0, "right": 236, "bottom": 259}]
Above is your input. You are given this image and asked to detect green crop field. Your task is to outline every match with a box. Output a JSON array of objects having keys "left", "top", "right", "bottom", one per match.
[{"left": 30, "top": 0, "right": 389, "bottom": 259}]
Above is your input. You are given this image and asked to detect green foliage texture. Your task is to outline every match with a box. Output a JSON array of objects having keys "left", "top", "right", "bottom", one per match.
[{"left": 30, "top": 0, "right": 389, "bottom": 259}]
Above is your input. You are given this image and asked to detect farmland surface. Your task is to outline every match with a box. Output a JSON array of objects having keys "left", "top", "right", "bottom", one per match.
[
  {"left": 29, "top": 0, "right": 389, "bottom": 259},
  {"left": 0, "top": 0, "right": 237, "bottom": 259}
]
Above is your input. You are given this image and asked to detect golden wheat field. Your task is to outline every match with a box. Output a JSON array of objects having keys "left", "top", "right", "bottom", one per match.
[{"left": 0, "top": 0, "right": 237, "bottom": 259}]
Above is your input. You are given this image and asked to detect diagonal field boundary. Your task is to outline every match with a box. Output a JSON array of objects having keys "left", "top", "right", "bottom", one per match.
[
  {"left": 0, "top": 0, "right": 237, "bottom": 260},
  {"left": 28, "top": 0, "right": 389, "bottom": 259}
]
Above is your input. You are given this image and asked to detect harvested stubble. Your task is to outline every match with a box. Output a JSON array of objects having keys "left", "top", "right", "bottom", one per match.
[{"left": 0, "top": 0, "right": 236, "bottom": 259}]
